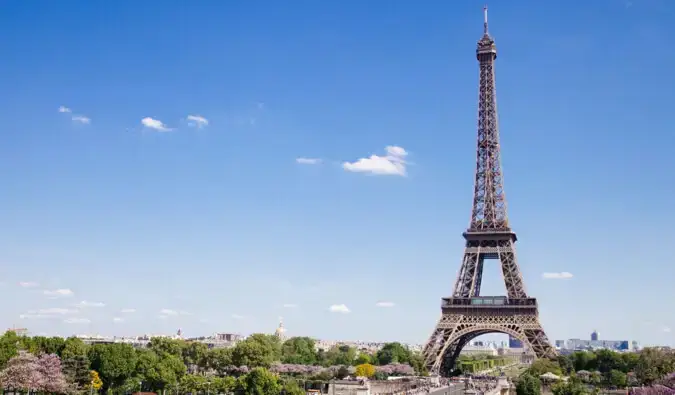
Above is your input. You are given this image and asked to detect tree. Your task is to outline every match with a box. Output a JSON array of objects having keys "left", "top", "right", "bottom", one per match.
[
  {"left": 183, "top": 341, "right": 209, "bottom": 372},
  {"left": 37, "top": 353, "right": 68, "bottom": 393},
  {"left": 0, "top": 331, "right": 20, "bottom": 369},
  {"left": 232, "top": 335, "right": 282, "bottom": 368},
  {"left": 0, "top": 351, "right": 41, "bottom": 390},
  {"left": 90, "top": 370, "right": 103, "bottom": 390},
  {"left": 324, "top": 345, "right": 356, "bottom": 366},
  {"left": 409, "top": 352, "right": 428, "bottom": 376},
  {"left": 241, "top": 367, "right": 281, "bottom": 395},
  {"left": 355, "top": 353, "right": 372, "bottom": 365},
  {"left": 551, "top": 377, "right": 589, "bottom": 395},
  {"left": 527, "top": 358, "right": 562, "bottom": 376},
  {"left": 557, "top": 355, "right": 573, "bottom": 375},
  {"left": 88, "top": 343, "right": 138, "bottom": 389},
  {"left": 62, "top": 354, "right": 90, "bottom": 388},
  {"left": 516, "top": 373, "right": 541, "bottom": 395},
  {"left": 283, "top": 379, "right": 306, "bottom": 395},
  {"left": 355, "top": 363, "right": 376, "bottom": 378},
  {"left": 609, "top": 369, "right": 627, "bottom": 388},
  {"left": 206, "top": 347, "right": 233, "bottom": 375},
  {"left": 148, "top": 337, "right": 184, "bottom": 358},
  {"left": 376, "top": 343, "right": 411, "bottom": 365},
  {"left": 281, "top": 337, "right": 317, "bottom": 365}
]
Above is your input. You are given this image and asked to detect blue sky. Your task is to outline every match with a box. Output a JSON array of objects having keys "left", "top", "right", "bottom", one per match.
[{"left": 1, "top": 0, "right": 674, "bottom": 347}]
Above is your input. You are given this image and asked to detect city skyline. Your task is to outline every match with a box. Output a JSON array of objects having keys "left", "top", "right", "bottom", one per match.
[{"left": 1, "top": 1, "right": 674, "bottom": 347}]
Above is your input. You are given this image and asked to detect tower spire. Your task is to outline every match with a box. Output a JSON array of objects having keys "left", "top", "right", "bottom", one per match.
[{"left": 483, "top": 5, "right": 489, "bottom": 35}]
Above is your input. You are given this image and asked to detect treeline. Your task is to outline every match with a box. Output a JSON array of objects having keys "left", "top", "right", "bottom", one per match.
[
  {"left": 515, "top": 348, "right": 675, "bottom": 395},
  {"left": 0, "top": 331, "right": 425, "bottom": 393}
]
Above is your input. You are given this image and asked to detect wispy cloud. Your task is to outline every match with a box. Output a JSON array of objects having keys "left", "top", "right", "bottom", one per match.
[
  {"left": 113, "top": 317, "right": 124, "bottom": 323},
  {"left": 43, "top": 289, "right": 74, "bottom": 297},
  {"left": 159, "top": 309, "right": 179, "bottom": 316},
  {"left": 64, "top": 318, "right": 91, "bottom": 324},
  {"left": 542, "top": 272, "right": 574, "bottom": 280},
  {"left": 231, "top": 314, "right": 245, "bottom": 320},
  {"left": 663, "top": 326, "right": 672, "bottom": 333},
  {"left": 141, "top": 117, "right": 172, "bottom": 132},
  {"left": 71, "top": 115, "right": 91, "bottom": 124},
  {"left": 283, "top": 303, "right": 298, "bottom": 308},
  {"left": 34, "top": 308, "right": 77, "bottom": 315},
  {"left": 58, "top": 106, "right": 71, "bottom": 113},
  {"left": 75, "top": 301, "right": 105, "bottom": 308},
  {"left": 186, "top": 115, "right": 209, "bottom": 128},
  {"left": 375, "top": 301, "right": 395, "bottom": 308},
  {"left": 20, "top": 314, "right": 52, "bottom": 320},
  {"left": 18, "top": 281, "right": 39, "bottom": 288},
  {"left": 120, "top": 308, "right": 136, "bottom": 313},
  {"left": 343, "top": 146, "right": 408, "bottom": 176},
  {"left": 296, "top": 158, "right": 322, "bottom": 165},
  {"left": 329, "top": 304, "right": 351, "bottom": 314}
]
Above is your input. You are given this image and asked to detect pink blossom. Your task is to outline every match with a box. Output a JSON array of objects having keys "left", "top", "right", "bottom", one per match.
[{"left": 0, "top": 351, "right": 41, "bottom": 390}]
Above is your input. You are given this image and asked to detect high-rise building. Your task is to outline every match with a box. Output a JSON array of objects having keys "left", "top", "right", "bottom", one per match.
[
  {"left": 509, "top": 335, "right": 523, "bottom": 348},
  {"left": 591, "top": 330, "right": 599, "bottom": 341}
]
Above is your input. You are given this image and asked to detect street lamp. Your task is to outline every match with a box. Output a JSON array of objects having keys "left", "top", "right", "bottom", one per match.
[
  {"left": 207, "top": 381, "right": 211, "bottom": 395},
  {"left": 139, "top": 381, "right": 143, "bottom": 393}
]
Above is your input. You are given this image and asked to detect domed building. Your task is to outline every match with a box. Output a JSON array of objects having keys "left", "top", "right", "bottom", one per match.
[{"left": 274, "top": 317, "right": 287, "bottom": 341}]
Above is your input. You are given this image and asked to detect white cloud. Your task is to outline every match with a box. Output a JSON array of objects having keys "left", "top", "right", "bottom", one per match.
[
  {"left": 283, "top": 303, "right": 298, "bottom": 308},
  {"left": 542, "top": 272, "right": 574, "bottom": 280},
  {"left": 64, "top": 318, "right": 90, "bottom": 324},
  {"left": 71, "top": 115, "right": 91, "bottom": 124},
  {"left": 141, "top": 117, "right": 172, "bottom": 132},
  {"left": 663, "top": 326, "right": 672, "bottom": 333},
  {"left": 329, "top": 304, "right": 351, "bottom": 314},
  {"left": 342, "top": 146, "right": 408, "bottom": 176},
  {"left": 375, "top": 301, "right": 395, "bottom": 308},
  {"left": 20, "top": 314, "right": 52, "bottom": 320},
  {"left": 34, "top": 308, "right": 77, "bottom": 315},
  {"left": 296, "top": 158, "right": 321, "bottom": 165},
  {"left": 18, "top": 281, "right": 39, "bottom": 288},
  {"left": 159, "top": 309, "right": 178, "bottom": 316},
  {"left": 186, "top": 115, "right": 209, "bottom": 128},
  {"left": 231, "top": 314, "right": 245, "bottom": 320},
  {"left": 58, "top": 106, "right": 72, "bottom": 113},
  {"left": 75, "top": 301, "right": 105, "bottom": 308},
  {"left": 113, "top": 317, "right": 124, "bottom": 323},
  {"left": 120, "top": 308, "right": 136, "bottom": 313},
  {"left": 43, "top": 289, "right": 74, "bottom": 297}
]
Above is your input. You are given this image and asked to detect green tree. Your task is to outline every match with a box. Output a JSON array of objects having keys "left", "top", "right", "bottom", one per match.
[
  {"left": 376, "top": 343, "right": 411, "bottom": 365},
  {"left": 355, "top": 353, "right": 372, "bottom": 365},
  {"left": 551, "top": 377, "right": 589, "bottom": 395},
  {"left": 281, "top": 337, "right": 317, "bottom": 365},
  {"left": 609, "top": 369, "right": 627, "bottom": 388},
  {"left": 61, "top": 337, "right": 89, "bottom": 360},
  {"left": 62, "top": 354, "right": 91, "bottom": 389},
  {"left": 0, "top": 331, "right": 20, "bottom": 369},
  {"left": 241, "top": 367, "right": 281, "bottom": 395},
  {"left": 324, "top": 345, "right": 356, "bottom": 366},
  {"left": 148, "top": 337, "right": 184, "bottom": 358},
  {"left": 527, "top": 358, "right": 562, "bottom": 376},
  {"left": 595, "top": 350, "right": 623, "bottom": 376},
  {"left": 232, "top": 335, "right": 281, "bottom": 368},
  {"left": 182, "top": 341, "right": 209, "bottom": 371},
  {"left": 557, "top": 355, "right": 573, "bottom": 375},
  {"left": 88, "top": 343, "right": 138, "bottom": 389},
  {"left": 24, "top": 336, "right": 65, "bottom": 356},
  {"left": 516, "top": 373, "right": 541, "bottom": 395},
  {"left": 283, "top": 379, "right": 306, "bottom": 395},
  {"left": 571, "top": 351, "right": 596, "bottom": 372},
  {"left": 409, "top": 352, "right": 429, "bottom": 376},
  {"left": 336, "top": 366, "right": 350, "bottom": 379},
  {"left": 206, "top": 347, "right": 233, "bottom": 375}
]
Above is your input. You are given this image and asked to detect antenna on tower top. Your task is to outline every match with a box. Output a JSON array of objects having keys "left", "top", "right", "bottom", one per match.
[{"left": 483, "top": 5, "right": 489, "bottom": 34}]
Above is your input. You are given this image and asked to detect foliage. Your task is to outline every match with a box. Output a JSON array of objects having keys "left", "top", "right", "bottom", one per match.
[
  {"left": 232, "top": 334, "right": 282, "bottom": 369},
  {"left": 355, "top": 353, "right": 373, "bottom": 365},
  {"left": 516, "top": 373, "right": 542, "bottom": 395},
  {"left": 282, "top": 379, "right": 306, "bottom": 395},
  {"left": 324, "top": 345, "right": 357, "bottom": 366},
  {"left": 0, "top": 331, "right": 20, "bottom": 369},
  {"left": 609, "top": 369, "right": 627, "bottom": 388},
  {"left": 90, "top": 370, "right": 103, "bottom": 390},
  {"left": 281, "top": 337, "right": 317, "bottom": 365},
  {"left": 526, "top": 358, "right": 563, "bottom": 376},
  {"left": 241, "top": 367, "right": 281, "bottom": 395},
  {"left": 376, "top": 342, "right": 411, "bottom": 365},
  {"left": 551, "top": 377, "right": 589, "bottom": 395},
  {"left": 88, "top": 343, "right": 138, "bottom": 389},
  {"left": 355, "top": 363, "right": 376, "bottom": 378},
  {"left": 37, "top": 353, "right": 68, "bottom": 392}
]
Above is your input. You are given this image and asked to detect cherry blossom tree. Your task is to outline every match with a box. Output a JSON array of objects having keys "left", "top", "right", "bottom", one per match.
[
  {"left": 37, "top": 353, "right": 68, "bottom": 393},
  {"left": 0, "top": 351, "right": 41, "bottom": 391}
]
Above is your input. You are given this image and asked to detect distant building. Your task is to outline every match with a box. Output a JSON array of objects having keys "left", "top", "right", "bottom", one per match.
[
  {"left": 274, "top": 317, "right": 287, "bottom": 341},
  {"left": 555, "top": 340, "right": 565, "bottom": 349},
  {"left": 591, "top": 330, "right": 599, "bottom": 341},
  {"left": 509, "top": 336, "right": 523, "bottom": 349}
]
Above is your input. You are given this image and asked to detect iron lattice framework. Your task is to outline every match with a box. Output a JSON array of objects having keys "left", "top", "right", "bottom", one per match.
[{"left": 422, "top": 7, "right": 556, "bottom": 376}]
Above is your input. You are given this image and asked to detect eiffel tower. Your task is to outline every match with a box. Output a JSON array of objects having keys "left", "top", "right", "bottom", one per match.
[{"left": 422, "top": 7, "right": 556, "bottom": 376}]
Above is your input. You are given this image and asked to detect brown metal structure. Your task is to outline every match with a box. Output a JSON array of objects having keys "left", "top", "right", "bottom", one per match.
[{"left": 422, "top": 7, "right": 556, "bottom": 376}]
